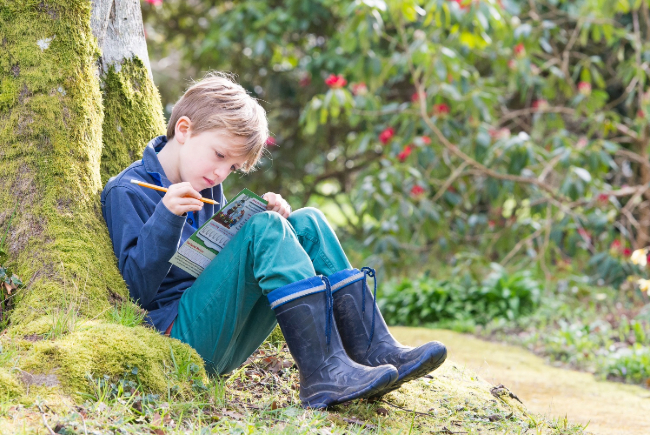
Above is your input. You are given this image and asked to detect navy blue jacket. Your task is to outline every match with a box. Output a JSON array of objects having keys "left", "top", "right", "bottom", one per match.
[{"left": 100, "top": 136, "right": 226, "bottom": 333}]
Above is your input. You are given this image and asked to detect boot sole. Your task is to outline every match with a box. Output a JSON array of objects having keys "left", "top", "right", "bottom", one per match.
[
  {"left": 301, "top": 368, "right": 398, "bottom": 409},
  {"left": 368, "top": 346, "right": 447, "bottom": 399}
]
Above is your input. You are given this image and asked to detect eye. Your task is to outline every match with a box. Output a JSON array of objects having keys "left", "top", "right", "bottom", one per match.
[
  {"left": 216, "top": 151, "right": 224, "bottom": 158},
  {"left": 231, "top": 165, "right": 237, "bottom": 171}
]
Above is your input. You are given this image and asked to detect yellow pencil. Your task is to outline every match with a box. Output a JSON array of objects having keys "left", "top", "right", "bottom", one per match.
[{"left": 130, "top": 179, "right": 219, "bottom": 205}]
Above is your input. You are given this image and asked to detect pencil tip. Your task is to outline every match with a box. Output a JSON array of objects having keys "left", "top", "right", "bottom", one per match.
[{"left": 130, "top": 179, "right": 139, "bottom": 184}]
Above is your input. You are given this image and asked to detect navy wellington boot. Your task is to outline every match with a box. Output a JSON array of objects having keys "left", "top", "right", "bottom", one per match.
[
  {"left": 267, "top": 275, "right": 398, "bottom": 409},
  {"left": 330, "top": 268, "right": 447, "bottom": 396}
]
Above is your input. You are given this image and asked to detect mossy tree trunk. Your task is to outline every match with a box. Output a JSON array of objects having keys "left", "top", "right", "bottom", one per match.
[
  {"left": 0, "top": 0, "right": 164, "bottom": 328},
  {"left": 92, "top": 0, "right": 166, "bottom": 185},
  {"left": 0, "top": 1, "right": 198, "bottom": 397}
]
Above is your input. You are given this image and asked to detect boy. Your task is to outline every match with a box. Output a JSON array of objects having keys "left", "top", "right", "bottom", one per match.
[{"left": 101, "top": 73, "right": 446, "bottom": 408}]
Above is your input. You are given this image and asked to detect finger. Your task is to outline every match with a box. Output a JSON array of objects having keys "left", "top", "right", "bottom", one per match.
[
  {"left": 264, "top": 193, "right": 277, "bottom": 209},
  {"left": 171, "top": 199, "right": 203, "bottom": 211},
  {"left": 171, "top": 183, "right": 201, "bottom": 198}
]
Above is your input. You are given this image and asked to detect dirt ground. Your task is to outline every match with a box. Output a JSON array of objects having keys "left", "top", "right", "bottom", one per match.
[{"left": 390, "top": 327, "right": 650, "bottom": 435}]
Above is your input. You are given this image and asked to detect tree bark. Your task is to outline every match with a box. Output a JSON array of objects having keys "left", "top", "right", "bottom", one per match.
[
  {"left": 91, "top": 0, "right": 166, "bottom": 184},
  {"left": 0, "top": 0, "right": 128, "bottom": 327}
]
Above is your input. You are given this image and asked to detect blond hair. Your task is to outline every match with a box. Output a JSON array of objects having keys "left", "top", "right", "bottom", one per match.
[{"left": 167, "top": 72, "right": 269, "bottom": 173}]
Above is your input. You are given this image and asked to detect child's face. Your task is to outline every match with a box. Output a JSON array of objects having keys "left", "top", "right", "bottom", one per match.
[{"left": 178, "top": 128, "right": 248, "bottom": 191}]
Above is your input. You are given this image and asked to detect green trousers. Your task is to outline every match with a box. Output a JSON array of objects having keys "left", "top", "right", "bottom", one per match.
[{"left": 170, "top": 207, "right": 352, "bottom": 374}]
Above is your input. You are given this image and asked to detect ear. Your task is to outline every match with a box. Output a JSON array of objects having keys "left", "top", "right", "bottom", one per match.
[{"left": 175, "top": 116, "right": 192, "bottom": 144}]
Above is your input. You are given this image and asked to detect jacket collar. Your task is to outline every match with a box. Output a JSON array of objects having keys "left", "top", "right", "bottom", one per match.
[{"left": 142, "top": 135, "right": 172, "bottom": 188}]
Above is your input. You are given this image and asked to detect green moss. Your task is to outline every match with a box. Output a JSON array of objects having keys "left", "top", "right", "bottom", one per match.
[
  {"left": 100, "top": 58, "right": 166, "bottom": 185},
  {"left": 20, "top": 321, "right": 206, "bottom": 397},
  {"left": 0, "top": 1, "right": 206, "bottom": 411},
  {"left": 0, "top": 1, "right": 134, "bottom": 327},
  {"left": 0, "top": 367, "right": 22, "bottom": 399}
]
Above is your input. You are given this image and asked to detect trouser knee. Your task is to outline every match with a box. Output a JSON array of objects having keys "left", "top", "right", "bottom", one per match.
[
  {"left": 288, "top": 207, "right": 328, "bottom": 228},
  {"left": 246, "top": 210, "right": 294, "bottom": 237}
]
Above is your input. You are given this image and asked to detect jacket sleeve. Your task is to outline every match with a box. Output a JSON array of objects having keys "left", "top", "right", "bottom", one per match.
[{"left": 102, "top": 186, "right": 186, "bottom": 308}]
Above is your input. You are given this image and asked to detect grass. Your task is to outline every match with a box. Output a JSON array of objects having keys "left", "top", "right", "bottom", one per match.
[
  {"left": 478, "top": 278, "right": 650, "bottom": 388},
  {"left": 109, "top": 301, "right": 147, "bottom": 328},
  {"left": 0, "top": 336, "right": 589, "bottom": 434}
]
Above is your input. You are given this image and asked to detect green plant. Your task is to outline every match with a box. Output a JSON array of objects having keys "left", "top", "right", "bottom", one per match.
[
  {"left": 377, "top": 263, "right": 541, "bottom": 328},
  {"left": 109, "top": 301, "right": 146, "bottom": 328},
  {"left": 600, "top": 344, "right": 650, "bottom": 385},
  {"left": 168, "top": 344, "right": 207, "bottom": 394},
  {"left": 43, "top": 303, "right": 79, "bottom": 340}
]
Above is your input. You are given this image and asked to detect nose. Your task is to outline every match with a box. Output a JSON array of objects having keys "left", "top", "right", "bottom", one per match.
[{"left": 213, "top": 165, "right": 231, "bottom": 181}]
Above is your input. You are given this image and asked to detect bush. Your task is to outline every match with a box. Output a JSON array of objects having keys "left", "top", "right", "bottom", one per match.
[{"left": 377, "top": 263, "right": 541, "bottom": 328}]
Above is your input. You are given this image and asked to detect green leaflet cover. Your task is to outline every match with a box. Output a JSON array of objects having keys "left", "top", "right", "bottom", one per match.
[{"left": 169, "top": 188, "right": 267, "bottom": 277}]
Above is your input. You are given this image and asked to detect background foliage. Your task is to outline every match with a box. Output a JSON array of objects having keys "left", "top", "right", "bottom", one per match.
[
  {"left": 140, "top": 0, "right": 650, "bottom": 385},
  {"left": 143, "top": 0, "right": 650, "bottom": 283}
]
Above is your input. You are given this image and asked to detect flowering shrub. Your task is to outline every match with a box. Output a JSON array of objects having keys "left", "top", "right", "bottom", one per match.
[{"left": 143, "top": 0, "right": 650, "bottom": 281}]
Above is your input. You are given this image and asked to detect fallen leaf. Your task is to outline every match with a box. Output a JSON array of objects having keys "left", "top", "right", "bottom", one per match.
[
  {"left": 271, "top": 401, "right": 279, "bottom": 410},
  {"left": 151, "top": 412, "right": 162, "bottom": 426}
]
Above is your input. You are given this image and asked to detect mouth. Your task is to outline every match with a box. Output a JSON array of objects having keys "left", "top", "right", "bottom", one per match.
[{"left": 203, "top": 177, "right": 215, "bottom": 186}]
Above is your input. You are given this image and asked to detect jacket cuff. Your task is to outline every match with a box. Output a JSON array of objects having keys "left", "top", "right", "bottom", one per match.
[{"left": 153, "top": 200, "right": 187, "bottom": 230}]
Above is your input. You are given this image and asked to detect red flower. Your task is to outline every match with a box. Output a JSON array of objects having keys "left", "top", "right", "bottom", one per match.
[
  {"left": 514, "top": 43, "right": 526, "bottom": 58},
  {"left": 450, "top": 0, "right": 468, "bottom": 10},
  {"left": 324, "top": 74, "right": 347, "bottom": 89},
  {"left": 379, "top": 127, "right": 395, "bottom": 145},
  {"left": 489, "top": 128, "right": 511, "bottom": 140},
  {"left": 432, "top": 103, "right": 450, "bottom": 117},
  {"left": 299, "top": 75, "right": 311, "bottom": 88},
  {"left": 410, "top": 185, "right": 425, "bottom": 197},
  {"left": 597, "top": 193, "right": 609, "bottom": 204},
  {"left": 420, "top": 136, "right": 431, "bottom": 145},
  {"left": 508, "top": 59, "right": 517, "bottom": 70},
  {"left": 488, "top": 220, "right": 496, "bottom": 230},
  {"left": 265, "top": 136, "right": 277, "bottom": 146},
  {"left": 351, "top": 82, "right": 368, "bottom": 96},
  {"left": 397, "top": 145, "right": 413, "bottom": 162},
  {"left": 532, "top": 99, "right": 549, "bottom": 111},
  {"left": 411, "top": 91, "right": 426, "bottom": 103},
  {"left": 145, "top": 0, "right": 163, "bottom": 4},
  {"left": 576, "top": 137, "right": 588, "bottom": 149},
  {"left": 638, "top": 110, "right": 645, "bottom": 119},
  {"left": 578, "top": 81, "right": 591, "bottom": 96},
  {"left": 624, "top": 248, "right": 632, "bottom": 256},
  {"left": 578, "top": 228, "right": 591, "bottom": 239}
]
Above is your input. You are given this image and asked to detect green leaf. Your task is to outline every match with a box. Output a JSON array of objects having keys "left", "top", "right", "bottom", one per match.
[
  {"left": 572, "top": 167, "right": 592, "bottom": 182},
  {"left": 539, "top": 37, "right": 552, "bottom": 53}
]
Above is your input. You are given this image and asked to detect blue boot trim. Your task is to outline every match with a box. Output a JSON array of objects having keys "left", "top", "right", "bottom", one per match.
[
  {"left": 327, "top": 269, "right": 365, "bottom": 293},
  {"left": 267, "top": 276, "right": 326, "bottom": 309},
  {"left": 268, "top": 270, "right": 366, "bottom": 310}
]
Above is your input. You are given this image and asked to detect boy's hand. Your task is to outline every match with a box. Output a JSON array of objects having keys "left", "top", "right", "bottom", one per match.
[
  {"left": 163, "top": 182, "right": 204, "bottom": 216},
  {"left": 263, "top": 192, "right": 292, "bottom": 218}
]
